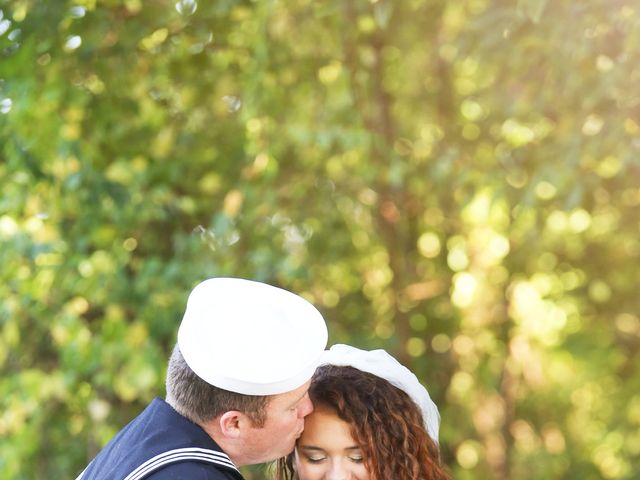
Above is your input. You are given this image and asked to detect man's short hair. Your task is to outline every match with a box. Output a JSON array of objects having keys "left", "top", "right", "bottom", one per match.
[{"left": 165, "top": 344, "right": 270, "bottom": 427}]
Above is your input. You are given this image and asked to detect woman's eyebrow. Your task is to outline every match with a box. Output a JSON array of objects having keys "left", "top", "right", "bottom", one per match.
[
  {"left": 299, "top": 446, "right": 325, "bottom": 451},
  {"left": 299, "top": 445, "right": 361, "bottom": 451}
]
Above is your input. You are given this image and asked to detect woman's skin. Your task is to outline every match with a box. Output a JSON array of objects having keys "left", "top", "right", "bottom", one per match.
[{"left": 294, "top": 406, "right": 370, "bottom": 480}]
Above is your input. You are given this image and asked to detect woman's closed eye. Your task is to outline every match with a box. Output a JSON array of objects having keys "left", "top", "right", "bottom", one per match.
[
  {"left": 303, "top": 453, "right": 327, "bottom": 463},
  {"left": 302, "top": 451, "right": 364, "bottom": 464}
]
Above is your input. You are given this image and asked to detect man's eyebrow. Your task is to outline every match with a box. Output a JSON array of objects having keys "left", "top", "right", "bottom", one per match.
[{"left": 288, "top": 390, "right": 309, "bottom": 408}]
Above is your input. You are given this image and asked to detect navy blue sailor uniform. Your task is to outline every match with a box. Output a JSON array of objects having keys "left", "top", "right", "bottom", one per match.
[{"left": 76, "top": 398, "right": 244, "bottom": 480}]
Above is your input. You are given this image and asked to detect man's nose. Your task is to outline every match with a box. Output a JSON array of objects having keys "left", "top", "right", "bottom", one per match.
[{"left": 298, "top": 394, "right": 314, "bottom": 418}]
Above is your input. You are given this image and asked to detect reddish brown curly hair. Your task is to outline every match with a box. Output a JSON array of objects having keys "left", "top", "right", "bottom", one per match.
[{"left": 275, "top": 365, "right": 450, "bottom": 480}]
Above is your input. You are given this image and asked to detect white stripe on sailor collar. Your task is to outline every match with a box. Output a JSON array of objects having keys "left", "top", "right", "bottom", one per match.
[{"left": 124, "top": 447, "right": 238, "bottom": 480}]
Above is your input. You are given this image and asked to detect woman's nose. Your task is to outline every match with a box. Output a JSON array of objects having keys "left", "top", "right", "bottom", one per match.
[{"left": 326, "top": 460, "right": 350, "bottom": 480}]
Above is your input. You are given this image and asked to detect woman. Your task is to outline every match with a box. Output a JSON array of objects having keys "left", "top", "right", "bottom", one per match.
[{"left": 276, "top": 344, "right": 450, "bottom": 480}]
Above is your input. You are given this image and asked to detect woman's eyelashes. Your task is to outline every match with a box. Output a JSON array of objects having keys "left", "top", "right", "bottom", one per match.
[
  {"left": 304, "top": 454, "right": 326, "bottom": 464},
  {"left": 302, "top": 450, "right": 364, "bottom": 464},
  {"left": 300, "top": 449, "right": 326, "bottom": 463}
]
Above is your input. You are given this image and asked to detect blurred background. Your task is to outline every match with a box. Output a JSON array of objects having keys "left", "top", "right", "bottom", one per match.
[{"left": 1, "top": 0, "right": 639, "bottom": 478}]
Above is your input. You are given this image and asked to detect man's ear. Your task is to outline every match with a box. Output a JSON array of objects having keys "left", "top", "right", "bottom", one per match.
[{"left": 218, "top": 411, "right": 244, "bottom": 439}]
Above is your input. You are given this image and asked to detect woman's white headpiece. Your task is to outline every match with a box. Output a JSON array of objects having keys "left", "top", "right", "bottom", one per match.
[{"left": 319, "top": 344, "right": 440, "bottom": 444}]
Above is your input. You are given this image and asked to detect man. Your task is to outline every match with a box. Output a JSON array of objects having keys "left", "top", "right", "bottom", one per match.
[{"left": 76, "top": 277, "right": 328, "bottom": 479}]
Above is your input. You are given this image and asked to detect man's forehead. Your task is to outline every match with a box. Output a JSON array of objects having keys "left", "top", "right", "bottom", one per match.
[{"left": 271, "top": 380, "right": 311, "bottom": 406}]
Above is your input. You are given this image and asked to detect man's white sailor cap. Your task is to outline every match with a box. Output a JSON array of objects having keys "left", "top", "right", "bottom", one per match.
[{"left": 178, "top": 277, "right": 328, "bottom": 396}]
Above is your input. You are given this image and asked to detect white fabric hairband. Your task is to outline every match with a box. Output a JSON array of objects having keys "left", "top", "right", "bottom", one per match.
[{"left": 319, "top": 344, "right": 440, "bottom": 444}]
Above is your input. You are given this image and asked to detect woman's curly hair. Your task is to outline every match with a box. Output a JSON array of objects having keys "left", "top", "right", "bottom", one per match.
[{"left": 275, "top": 365, "right": 450, "bottom": 480}]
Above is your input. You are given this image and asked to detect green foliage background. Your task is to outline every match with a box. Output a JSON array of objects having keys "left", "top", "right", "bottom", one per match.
[{"left": 1, "top": 0, "right": 639, "bottom": 478}]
